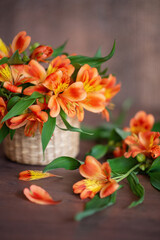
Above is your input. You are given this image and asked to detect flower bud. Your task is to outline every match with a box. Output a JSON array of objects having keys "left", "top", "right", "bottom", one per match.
[
  {"left": 30, "top": 45, "right": 53, "bottom": 62},
  {"left": 136, "top": 153, "right": 146, "bottom": 163}
]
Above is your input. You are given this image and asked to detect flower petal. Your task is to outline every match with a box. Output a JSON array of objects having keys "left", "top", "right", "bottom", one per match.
[
  {"left": 79, "top": 155, "right": 105, "bottom": 180},
  {"left": 19, "top": 170, "right": 60, "bottom": 181},
  {"left": 58, "top": 95, "right": 76, "bottom": 118},
  {"left": 24, "top": 59, "right": 46, "bottom": 82},
  {"left": 3, "top": 82, "right": 22, "bottom": 93},
  {"left": 61, "top": 82, "right": 87, "bottom": 102},
  {"left": 48, "top": 95, "right": 60, "bottom": 118},
  {"left": 23, "top": 85, "right": 48, "bottom": 96},
  {"left": 81, "top": 93, "right": 105, "bottom": 113},
  {"left": 11, "top": 31, "right": 31, "bottom": 53},
  {"left": 100, "top": 179, "right": 119, "bottom": 198},
  {"left": 7, "top": 114, "right": 28, "bottom": 129},
  {"left": 23, "top": 185, "right": 61, "bottom": 205}
]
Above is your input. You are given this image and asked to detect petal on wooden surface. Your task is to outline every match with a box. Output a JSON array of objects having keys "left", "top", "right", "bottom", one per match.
[{"left": 23, "top": 185, "right": 61, "bottom": 205}]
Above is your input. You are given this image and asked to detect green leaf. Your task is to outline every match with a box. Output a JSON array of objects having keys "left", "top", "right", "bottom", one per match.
[
  {"left": 43, "top": 156, "right": 81, "bottom": 172},
  {"left": 87, "top": 144, "right": 108, "bottom": 159},
  {"left": 0, "top": 124, "right": 9, "bottom": 143},
  {"left": 94, "top": 47, "right": 102, "bottom": 58},
  {"left": 75, "top": 192, "right": 117, "bottom": 221},
  {"left": 7, "top": 96, "right": 21, "bottom": 110},
  {"left": 108, "top": 156, "right": 138, "bottom": 175},
  {"left": 152, "top": 122, "right": 160, "bottom": 132},
  {"left": 9, "top": 129, "right": 15, "bottom": 140},
  {"left": 52, "top": 41, "right": 68, "bottom": 58},
  {"left": 147, "top": 157, "right": 160, "bottom": 190},
  {"left": 110, "top": 128, "right": 131, "bottom": 142},
  {"left": 7, "top": 50, "right": 24, "bottom": 65},
  {"left": 68, "top": 41, "right": 115, "bottom": 67},
  {"left": 0, "top": 57, "right": 8, "bottom": 65},
  {"left": 2, "top": 92, "right": 43, "bottom": 122},
  {"left": 148, "top": 157, "right": 160, "bottom": 172},
  {"left": 60, "top": 110, "right": 92, "bottom": 135},
  {"left": 41, "top": 114, "right": 56, "bottom": 153},
  {"left": 127, "top": 172, "right": 145, "bottom": 208}
]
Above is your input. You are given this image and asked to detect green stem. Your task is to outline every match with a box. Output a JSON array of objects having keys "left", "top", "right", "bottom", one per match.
[{"left": 113, "top": 163, "right": 141, "bottom": 183}]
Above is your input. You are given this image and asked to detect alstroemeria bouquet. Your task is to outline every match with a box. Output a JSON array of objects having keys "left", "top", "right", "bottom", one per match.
[{"left": 0, "top": 31, "right": 120, "bottom": 154}]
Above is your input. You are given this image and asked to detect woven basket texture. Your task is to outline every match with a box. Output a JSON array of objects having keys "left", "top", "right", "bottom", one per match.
[{"left": 3, "top": 116, "right": 80, "bottom": 165}]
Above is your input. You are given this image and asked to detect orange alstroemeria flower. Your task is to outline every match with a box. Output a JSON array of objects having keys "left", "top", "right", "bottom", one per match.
[
  {"left": 8, "top": 105, "right": 48, "bottom": 137},
  {"left": 124, "top": 131, "right": 160, "bottom": 159},
  {"left": 30, "top": 45, "right": 53, "bottom": 62},
  {"left": 43, "top": 70, "right": 87, "bottom": 118},
  {"left": 128, "top": 111, "right": 155, "bottom": 134},
  {"left": 0, "top": 97, "right": 7, "bottom": 128},
  {"left": 75, "top": 64, "right": 106, "bottom": 121},
  {"left": 73, "top": 156, "right": 119, "bottom": 199},
  {"left": 0, "top": 31, "right": 31, "bottom": 58},
  {"left": 24, "top": 185, "right": 61, "bottom": 205},
  {"left": 23, "top": 55, "right": 75, "bottom": 97}
]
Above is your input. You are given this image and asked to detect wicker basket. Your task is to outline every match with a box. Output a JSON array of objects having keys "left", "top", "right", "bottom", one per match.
[{"left": 3, "top": 116, "right": 80, "bottom": 165}]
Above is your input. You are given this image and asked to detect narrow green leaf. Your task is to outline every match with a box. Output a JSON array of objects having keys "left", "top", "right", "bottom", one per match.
[
  {"left": 2, "top": 92, "right": 43, "bottom": 122},
  {"left": 0, "top": 124, "right": 9, "bottom": 143},
  {"left": 68, "top": 41, "right": 115, "bottom": 67},
  {"left": 108, "top": 156, "right": 138, "bottom": 175},
  {"left": 60, "top": 110, "right": 92, "bottom": 135},
  {"left": 94, "top": 47, "right": 102, "bottom": 58},
  {"left": 52, "top": 41, "right": 68, "bottom": 58},
  {"left": 9, "top": 129, "right": 15, "bottom": 140},
  {"left": 0, "top": 57, "right": 8, "bottom": 65},
  {"left": 41, "top": 115, "right": 56, "bottom": 153},
  {"left": 7, "top": 96, "right": 21, "bottom": 110},
  {"left": 43, "top": 156, "right": 81, "bottom": 172},
  {"left": 127, "top": 172, "right": 145, "bottom": 208},
  {"left": 7, "top": 50, "right": 24, "bottom": 65},
  {"left": 2, "top": 98, "right": 34, "bottom": 122},
  {"left": 75, "top": 192, "right": 117, "bottom": 221},
  {"left": 152, "top": 122, "right": 160, "bottom": 132},
  {"left": 87, "top": 144, "right": 108, "bottom": 159}
]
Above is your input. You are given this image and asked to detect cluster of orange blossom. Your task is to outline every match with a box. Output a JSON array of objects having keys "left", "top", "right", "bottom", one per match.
[
  {"left": 0, "top": 31, "right": 120, "bottom": 137},
  {"left": 113, "top": 111, "right": 160, "bottom": 170}
]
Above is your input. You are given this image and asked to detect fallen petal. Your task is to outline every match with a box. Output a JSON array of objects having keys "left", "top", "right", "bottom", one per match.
[
  {"left": 19, "top": 170, "right": 61, "bottom": 181},
  {"left": 23, "top": 185, "right": 61, "bottom": 205}
]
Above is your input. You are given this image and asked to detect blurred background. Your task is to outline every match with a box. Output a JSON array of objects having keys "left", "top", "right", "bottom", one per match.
[{"left": 0, "top": 0, "right": 160, "bottom": 120}]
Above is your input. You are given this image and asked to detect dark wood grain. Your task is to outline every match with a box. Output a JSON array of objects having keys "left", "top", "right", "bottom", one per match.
[{"left": 0, "top": 132, "right": 160, "bottom": 240}]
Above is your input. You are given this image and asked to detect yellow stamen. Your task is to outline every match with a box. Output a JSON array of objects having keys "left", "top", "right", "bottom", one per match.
[
  {"left": 0, "top": 65, "right": 12, "bottom": 82},
  {"left": 84, "top": 179, "right": 106, "bottom": 193}
]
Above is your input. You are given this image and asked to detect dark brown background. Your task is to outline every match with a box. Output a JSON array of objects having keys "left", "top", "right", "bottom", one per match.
[{"left": 1, "top": 0, "right": 160, "bottom": 113}]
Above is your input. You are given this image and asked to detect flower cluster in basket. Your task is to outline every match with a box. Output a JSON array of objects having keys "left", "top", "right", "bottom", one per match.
[
  {"left": 0, "top": 31, "right": 120, "bottom": 155},
  {"left": 1, "top": 31, "right": 160, "bottom": 222}
]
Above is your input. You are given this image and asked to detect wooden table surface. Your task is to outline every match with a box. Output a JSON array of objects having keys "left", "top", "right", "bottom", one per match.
[{"left": 0, "top": 127, "right": 160, "bottom": 240}]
